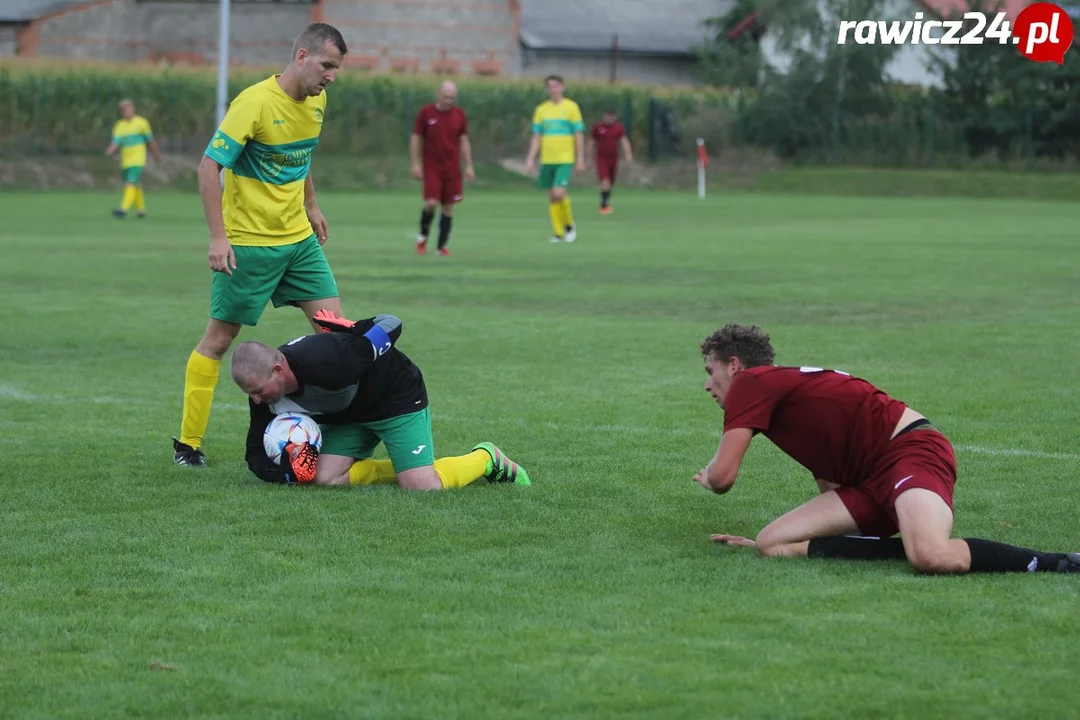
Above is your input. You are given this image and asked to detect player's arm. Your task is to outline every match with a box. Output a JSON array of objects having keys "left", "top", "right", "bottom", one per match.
[
  {"left": 695, "top": 428, "right": 754, "bottom": 494},
  {"left": 201, "top": 96, "right": 256, "bottom": 274},
  {"left": 312, "top": 311, "right": 404, "bottom": 377},
  {"left": 409, "top": 132, "right": 423, "bottom": 178},
  {"left": 460, "top": 133, "right": 475, "bottom": 180},
  {"left": 145, "top": 122, "right": 162, "bottom": 163},
  {"left": 245, "top": 399, "right": 296, "bottom": 484},
  {"left": 525, "top": 108, "right": 542, "bottom": 172},
  {"left": 304, "top": 173, "right": 328, "bottom": 244},
  {"left": 105, "top": 140, "right": 118, "bottom": 155},
  {"left": 572, "top": 108, "right": 586, "bottom": 172},
  {"left": 585, "top": 132, "right": 595, "bottom": 166},
  {"left": 620, "top": 135, "right": 633, "bottom": 163}
]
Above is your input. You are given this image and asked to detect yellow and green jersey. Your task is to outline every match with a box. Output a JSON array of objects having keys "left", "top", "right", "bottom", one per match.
[
  {"left": 531, "top": 99, "right": 585, "bottom": 165},
  {"left": 111, "top": 115, "right": 153, "bottom": 169},
  {"left": 204, "top": 75, "right": 327, "bottom": 247}
]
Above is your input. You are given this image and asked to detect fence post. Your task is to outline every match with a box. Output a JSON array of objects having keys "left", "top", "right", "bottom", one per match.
[{"left": 924, "top": 96, "right": 935, "bottom": 167}]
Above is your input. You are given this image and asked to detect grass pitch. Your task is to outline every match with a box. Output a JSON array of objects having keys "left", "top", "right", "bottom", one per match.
[{"left": 1, "top": 188, "right": 1078, "bottom": 719}]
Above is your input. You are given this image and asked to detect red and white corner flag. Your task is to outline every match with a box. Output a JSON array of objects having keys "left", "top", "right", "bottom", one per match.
[{"left": 696, "top": 138, "right": 708, "bottom": 199}]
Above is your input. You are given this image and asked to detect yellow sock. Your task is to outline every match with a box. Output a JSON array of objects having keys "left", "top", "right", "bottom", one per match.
[
  {"left": 548, "top": 202, "right": 565, "bottom": 238},
  {"left": 179, "top": 350, "right": 221, "bottom": 450},
  {"left": 134, "top": 187, "right": 146, "bottom": 213},
  {"left": 121, "top": 184, "right": 137, "bottom": 211},
  {"left": 433, "top": 450, "right": 489, "bottom": 489},
  {"left": 561, "top": 196, "right": 574, "bottom": 227},
  {"left": 348, "top": 459, "right": 398, "bottom": 486}
]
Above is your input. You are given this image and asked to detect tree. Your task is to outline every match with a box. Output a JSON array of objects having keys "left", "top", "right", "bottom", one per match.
[{"left": 692, "top": 0, "right": 765, "bottom": 90}]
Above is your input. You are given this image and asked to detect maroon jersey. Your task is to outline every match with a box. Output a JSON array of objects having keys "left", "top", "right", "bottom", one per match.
[
  {"left": 413, "top": 104, "right": 468, "bottom": 167},
  {"left": 590, "top": 121, "right": 625, "bottom": 157},
  {"left": 723, "top": 366, "right": 908, "bottom": 487}
]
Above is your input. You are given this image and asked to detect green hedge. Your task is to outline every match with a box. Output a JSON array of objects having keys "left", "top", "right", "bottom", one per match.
[{"left": 0, "top": 62, "right": 735, "bottom": 160}]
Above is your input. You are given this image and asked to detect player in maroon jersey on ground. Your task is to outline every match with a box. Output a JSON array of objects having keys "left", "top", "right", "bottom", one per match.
[
  {"left": 587, "top": 110, "right": 632, "bottom": 214},
  {"left": 694, "top": 323, "right": 1079, "bottom": 575},
  {"left": 410, "top": 81, "right": 475, "bottom": 256}
]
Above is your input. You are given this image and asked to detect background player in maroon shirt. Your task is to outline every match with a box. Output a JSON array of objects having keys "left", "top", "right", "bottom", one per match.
[
  {"left": 693, "top": 323, "right": 1078, "bottom": 576},
  {"left": 586, "top": 110, "right": 632, "bottom": 214},
  {"left": 410, "top": 81, "right": 475, "bottom": 256}
]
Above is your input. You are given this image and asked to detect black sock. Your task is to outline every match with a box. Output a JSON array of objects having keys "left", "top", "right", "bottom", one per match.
[
  {"left": 601, "top": 190, "right": 611, "bottom": 207},
  {"left": 419, "top": 208, "right": 435, "bottom": 238},
  {"left": 964, "top": 538, "right": 1068, "bottom": 573},
  {"left": 438, "top": 214, "right": 452, "bottom": 249},
  {"left": 807, "top": 536, "right": 908, "bottom": 561}
]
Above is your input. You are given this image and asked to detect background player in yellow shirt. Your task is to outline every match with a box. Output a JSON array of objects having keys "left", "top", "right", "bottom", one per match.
[
  {"left": 105, "top": 99, "right": 161, "bottom": 218},
  {"left": 525, "top": 75, "right": 586, "bottom": 243},
  {"left": 172, "top": 22, "right": 349, "bottom": 468}
]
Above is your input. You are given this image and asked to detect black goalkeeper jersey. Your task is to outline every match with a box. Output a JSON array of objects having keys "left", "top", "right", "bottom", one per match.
[{"left": 244, "top": 330, "right": 427, "bottom": 481}]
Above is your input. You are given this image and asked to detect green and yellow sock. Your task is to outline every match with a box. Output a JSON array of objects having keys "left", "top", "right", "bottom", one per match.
[
  {"left": 560, "top": 196, "right": 574, "bottom": 227},
  {"left": 179, "top": 350, "right": 221, "bottom": 450},
  {"left": 348, "top": 459, "right": 398, "bottom": 486},
  {"left": 548, "top": 202, "right": 565, "bottom": 238},
  {"left": 120, "top": 184, "right": 137, "bottom": 212},
  {"left": 433, "top": 450, "right": 489, "bottom": 489}
]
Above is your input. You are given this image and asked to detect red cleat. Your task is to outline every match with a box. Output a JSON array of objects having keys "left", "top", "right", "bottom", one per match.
[
  {"left": 437, "top": 247, "right": 451, "bottom": 257},
  {"left": 416, "top": 236, "right": 427, "bottom": 255}
]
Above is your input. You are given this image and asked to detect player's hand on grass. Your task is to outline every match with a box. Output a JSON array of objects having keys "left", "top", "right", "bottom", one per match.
[
  {"left": 312, "top": 308, "right": 355, "bottom": 333},
  {"left": 465, "top": 165, "right": 476, "bottom": 182},
  {"left": 412, "top": 163, "right": 423, "bottom": 180},
  {"left": 208, "top": 235, "right": 236, "bottom": 275},
  {"left": 710, "top": 534, "right": 757, "bottom": 548},
  {"left": 693, "top": 467, "right": 712, "bottom": 490},
  {"left": 307, "top": 206, "right": 329, "bottom": 245}
]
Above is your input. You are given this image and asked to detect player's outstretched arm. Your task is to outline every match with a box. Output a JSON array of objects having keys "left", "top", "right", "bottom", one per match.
[{"left": 198, "top": 155, "right": 235, "bottom": 275}]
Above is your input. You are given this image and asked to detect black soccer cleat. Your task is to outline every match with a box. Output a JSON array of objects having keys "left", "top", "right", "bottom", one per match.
[
  {"left": 1055, "top": 552, "right": 1080, "bottom": 573},
  {"left": 172, "top": 437, "right": 207, "bottom": 468}
]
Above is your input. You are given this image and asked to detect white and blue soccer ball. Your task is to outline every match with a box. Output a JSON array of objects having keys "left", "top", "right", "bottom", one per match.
[{"left": 263, "top": 412, "right": 322, "bottom": 465}]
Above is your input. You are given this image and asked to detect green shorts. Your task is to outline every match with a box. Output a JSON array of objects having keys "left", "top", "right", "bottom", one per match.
[
  {"left": 538, "top": 163, "right": 573, "bottom": 190},
  {"left": 122, "top": 166, "right": 144, "bottom": 184},
  {"left": 320, "top": 407, "right": 436, "bottom": 473},
  {"left": 210, "top": 233, "right": 338, "bottom": 327}
]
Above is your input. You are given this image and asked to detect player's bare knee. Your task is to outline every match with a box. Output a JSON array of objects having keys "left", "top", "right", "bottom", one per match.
[
  {"left": 440, "top": 204, "right": 454, "bottom": 216},
  {"left": 907, "top": 544, "right": 966, "bottom": 575},
  {"left": 423, "top": 199, "right": 438, "bottom": 212},
  {"left": 198, "top": 321, "right": 240, "bottom": 359},
  {"left": 397, "top": 466, "right": 442, "bottom": 491}
]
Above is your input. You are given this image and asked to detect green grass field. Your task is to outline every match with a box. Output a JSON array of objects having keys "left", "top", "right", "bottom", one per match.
[{"left": 2, "top": 188, "right": 1078, "bottom": 719}]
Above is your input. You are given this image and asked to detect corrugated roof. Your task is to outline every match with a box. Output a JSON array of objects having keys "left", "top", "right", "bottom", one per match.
[
  {"left": 520, "top": 0, "right": 734, "bottom": 55},
  {"left": 0, "top": 0, "right": 93, "bottom": 23}
]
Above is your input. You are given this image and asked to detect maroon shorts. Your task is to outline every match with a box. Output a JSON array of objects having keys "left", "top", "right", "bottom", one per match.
[
  {"left": 596, "top": 156, "right": 618, "bottom": 182},
  {"left": 423, "top": 165, "right": 463, "bottom": 205},
  {"left": 835, "top": 428, "right": 957, "bottom": 538}
]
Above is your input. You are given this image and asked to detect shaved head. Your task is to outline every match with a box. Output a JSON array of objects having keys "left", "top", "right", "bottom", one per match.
[
  {"left": 230, "top": 341, "right": 281, "bottom": 386},
  {"left": 435, "top": 81, "right": 458, "bottom": 110}
]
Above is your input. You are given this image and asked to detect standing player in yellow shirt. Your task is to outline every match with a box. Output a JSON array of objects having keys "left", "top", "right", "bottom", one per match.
[
  {"left": 172, "top": 22, "right": 349, "bottom": 468},
  {"left": 105, "top": 99, "right": 161, "bottom": 218},
  {"left": 525, "top": 75, "right": 586, "bottom": 243}
]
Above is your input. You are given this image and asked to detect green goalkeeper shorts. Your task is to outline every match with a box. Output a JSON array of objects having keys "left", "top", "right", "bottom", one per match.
[
  {"left": 209, "top": 233, "right": 339, "bottom": 327},
  {"left": 320, "top": 408, "right": 436, "bottom": 473}
]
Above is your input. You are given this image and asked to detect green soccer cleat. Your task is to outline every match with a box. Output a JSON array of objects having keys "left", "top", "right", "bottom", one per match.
[{"left": 473, "top": 442, "right": 531, "bottom": 486}]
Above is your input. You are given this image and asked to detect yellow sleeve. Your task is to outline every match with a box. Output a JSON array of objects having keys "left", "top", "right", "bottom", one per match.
[
  {"left": 569, "top": 102, "right": 585, "bottom": 134},
  {"left": 532, "top": 105, "right": 543, "bottom": 134},
  {"left": 111, "top": 121, "right": 122, "bottom": 143},
  {"left": 204, "top": 90, "right": 261, "bottom": 169}
]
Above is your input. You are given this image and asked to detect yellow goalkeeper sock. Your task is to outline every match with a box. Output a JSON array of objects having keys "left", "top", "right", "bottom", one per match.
[
  {"left": 560, "top": 196, "right": 574, "bottom": 227},
  {"left": 133, "top": 187, "right": 146, "bottom": 213},
  {"left": 121, "top": 184, "right": 137, "bottom": 212},
  {"left": 348, "top": 459, "right": 398, "bottom": 486},
  {"left": 548, "top": 202, "right": 565, "bottom": 238},
  {"left": 434, "top": 450, "right": 489, "bottom": 489},
  {"left": 179, "top": 350, "right": 220, "bottom": 450}
]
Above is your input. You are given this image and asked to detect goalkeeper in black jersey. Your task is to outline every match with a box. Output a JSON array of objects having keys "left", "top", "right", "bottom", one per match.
[{"left": 230, "top": 310, "right": 531, "bottom": 489}]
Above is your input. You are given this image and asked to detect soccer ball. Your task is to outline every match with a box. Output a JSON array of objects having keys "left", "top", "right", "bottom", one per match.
[{"left": 263, "top": 412, "right": 322, "bottom": 466}]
